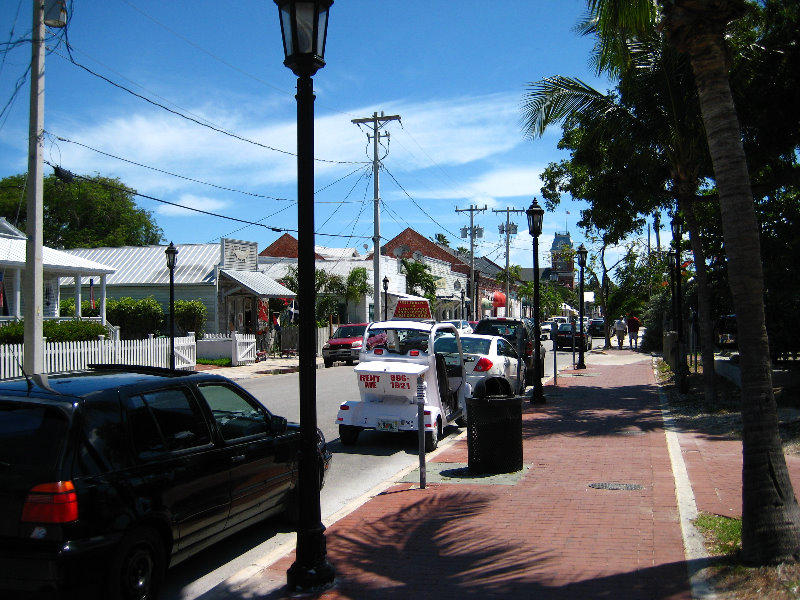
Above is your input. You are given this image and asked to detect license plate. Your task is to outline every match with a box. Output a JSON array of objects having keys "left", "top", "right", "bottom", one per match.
[{"left": 376, "top": 419, "right": 399, "bottom": 432}]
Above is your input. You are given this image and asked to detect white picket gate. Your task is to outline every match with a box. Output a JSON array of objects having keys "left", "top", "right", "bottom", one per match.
[
  {"left": 232, "top": 333, "right": 256, "bottom": 366},
  {"left": 0, "top": 335, "right": 196, "bottom": 380}
]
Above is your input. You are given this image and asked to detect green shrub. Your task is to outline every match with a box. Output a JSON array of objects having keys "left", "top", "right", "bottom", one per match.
[
  {"left": 174, "top": 300, "right": 207, "bottom": 339},
  {"left": 59, "top": 298, "right": 100, "bottom": 318},
  {"left": 0, "top": 319, "right": 109, "bottom": 344},
  {"left": 106, "top": 296, "right": 164, "bottom": 340}
]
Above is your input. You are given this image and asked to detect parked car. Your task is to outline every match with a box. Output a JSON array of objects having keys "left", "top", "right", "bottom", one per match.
[
  {"left": 555, "top": 322, "right": 592, "bottom": 351},
  {"left": 322, "top": 323, "right": 368, "bottom": 368},
  {"left": 472, "top": 317, "right": 546, "bottom": 381},
  {"left": 443, "top": 319, "right": 473, "bottom": 334},
  {"left": 458, "top": 333, "right": 524, "bottom": 395},
  {"left": 588, "top": 318, "right": 606, "bottom": 337},
  {"left": 0, "top": 365, "right": 331, "bottom": 600}
]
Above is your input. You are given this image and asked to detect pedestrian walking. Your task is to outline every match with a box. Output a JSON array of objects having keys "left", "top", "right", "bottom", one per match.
[
  {"left": 627, "top": 314, "right": 640, "bottom": 349},
  {"left": 614, "top": 316, "right": 627, "bottom": 349}
]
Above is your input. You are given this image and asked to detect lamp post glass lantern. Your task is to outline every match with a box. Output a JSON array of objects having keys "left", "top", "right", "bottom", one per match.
[
  {"left": 526, "top": 199, "right": 545, "bottom": 403},
  {"left": 576, "top": 244, "right": 587, "bottom": 369},
  {"left": 275, "top": 0, "right": 336, "bottom": 592},
  {"left": 383, "top": 276, "right": 389, "bottom": 321},
  {"left": 165, "top": 242, "right": 178, "bottom": 370}
]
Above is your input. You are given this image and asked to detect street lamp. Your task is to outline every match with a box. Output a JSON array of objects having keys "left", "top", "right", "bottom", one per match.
[
  {"left": 383, "top": 275, "right": 389, "bottom": 321},
  {"left": 576, "top": 243, "right": 588, "bottom": 370},
  {"left": 165, "top": 242, "right": 178, "bottom": 370},
  {"left": 526, "top": 199, "right": 545, "bottom": 404},
  {"left": 275, "top": 0, "right": 335, "bottom": 592},
  {"left": 460, "top": 287, "right": 465, "bottom": 320}
]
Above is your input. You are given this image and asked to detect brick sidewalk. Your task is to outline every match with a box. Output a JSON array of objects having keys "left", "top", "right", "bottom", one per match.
[{"left": 205, "top": 357, "right": 696, "bottom": 599}]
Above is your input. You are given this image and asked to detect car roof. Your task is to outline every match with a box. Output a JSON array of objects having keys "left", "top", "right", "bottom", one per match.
[{"left": 0, "top": 366, "right": 226, "bottom": 401}]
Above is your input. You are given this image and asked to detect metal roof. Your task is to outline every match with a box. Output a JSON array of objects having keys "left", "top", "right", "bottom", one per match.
[
  {"left": 63, "top": 244, "right": 220, "bottom": 286},
  {"left": 219, "top": 269, "right": 296, "bottom": 298},
  {"left": 0, "top": 233, "right": 115, "bottom": 276}
]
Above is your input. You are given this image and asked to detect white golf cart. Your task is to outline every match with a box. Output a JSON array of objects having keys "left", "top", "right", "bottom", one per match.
[{"left": 336, "top": 320, "right": 472, "bottom": 451}]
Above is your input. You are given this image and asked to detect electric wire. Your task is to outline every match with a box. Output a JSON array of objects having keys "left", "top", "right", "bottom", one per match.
[
  {"left": 56, "top": 44, "right": 366, "bottom": 166},
  {"left": 42, "top": 161, "right": 373, "bottom": 241}
]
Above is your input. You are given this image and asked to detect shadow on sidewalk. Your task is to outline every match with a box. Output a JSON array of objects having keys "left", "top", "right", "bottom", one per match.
[{"left": 208, "top": 486, "right": 693, "bottom": 599}]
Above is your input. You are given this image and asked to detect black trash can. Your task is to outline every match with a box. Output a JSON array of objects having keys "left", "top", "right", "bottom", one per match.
[{"left": 466, "top": 395, "right": 523, "bottom": 474}]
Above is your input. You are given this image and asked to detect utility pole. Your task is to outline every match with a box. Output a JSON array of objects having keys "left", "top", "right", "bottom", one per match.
[
  {"left": 494, "top": 207, "right": 525, "bottom": 317},
  {"left": 24, "top": 1, "right": 66, "bottom": 375},
  {"left": 456, "top": 205, "right": 486, "bottom": 320},
  {"left": 351, "top": 111, "right": 400, "bottom": 321}
]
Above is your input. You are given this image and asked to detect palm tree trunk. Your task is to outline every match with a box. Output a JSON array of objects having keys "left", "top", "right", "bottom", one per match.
[
  {"left": 687, "top": 27, "right": 800, "bottom": 564},
  {"left": 680, "top": 196, "right": 718, "bottom": 405}
]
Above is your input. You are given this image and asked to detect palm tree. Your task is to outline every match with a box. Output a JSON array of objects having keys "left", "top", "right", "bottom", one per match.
[
  {"left": 523, "top": 30, "right": 719, "bottom": 404},
  {"left": 585, "top": 0, "right": 800, "bottom": 565}
]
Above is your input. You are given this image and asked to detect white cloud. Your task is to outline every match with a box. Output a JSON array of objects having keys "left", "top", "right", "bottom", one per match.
[{"left": 156, "top": 194, "right": 229, "bottom": 216}]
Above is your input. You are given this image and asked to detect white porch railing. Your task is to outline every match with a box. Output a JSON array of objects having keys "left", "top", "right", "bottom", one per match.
[{"left": 0, "top": 334, "right": 196, "bottom": 380}]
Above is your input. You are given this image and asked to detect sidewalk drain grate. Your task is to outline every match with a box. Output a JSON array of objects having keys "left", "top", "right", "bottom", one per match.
[{"left": 588, "top": 482, "right": 644, "bottom": 491}]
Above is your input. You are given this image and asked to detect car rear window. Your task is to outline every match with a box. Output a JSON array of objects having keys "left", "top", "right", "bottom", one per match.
[
  {"left": 474, "top": 321, "right": 520, "bottom": 339},
  {"left": 0, "top": 401, "right": 69, "bottom": 469},
  {"left": 460, "top": 338, "right": 491, "bottom": 355}
]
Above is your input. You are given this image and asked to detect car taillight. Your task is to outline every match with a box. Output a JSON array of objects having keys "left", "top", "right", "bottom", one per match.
[
  {"left": 21, "top": 481, "right": 78, "bottom": 524},
  {"left": 473, "top": 357, "right": 493, "bottom": 372},
  {"left": 526, "top": 342, "right": 533, "bottom": 356},
  {"left": 374, "top": 348, "right": 384, "bottom": 355}
]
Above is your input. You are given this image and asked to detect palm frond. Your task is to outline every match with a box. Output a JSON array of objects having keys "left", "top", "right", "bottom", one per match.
[{"left": 521, "top": 76, "right": 621, "bottom": 139}]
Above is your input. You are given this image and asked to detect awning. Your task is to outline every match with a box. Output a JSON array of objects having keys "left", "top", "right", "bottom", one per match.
[{"left": 219, "top": 269, "right": 296, "bottom": 297}]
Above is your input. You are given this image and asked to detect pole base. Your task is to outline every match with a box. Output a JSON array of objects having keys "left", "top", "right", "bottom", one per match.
[
  {"left": 287, "top": 557, "right": 336, "bottom": 593},
  {"left": 530, "top": 384, "right": 546, "bottom": 405}
]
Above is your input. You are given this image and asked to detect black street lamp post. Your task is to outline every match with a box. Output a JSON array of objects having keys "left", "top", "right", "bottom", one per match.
[
  {"left": 526, "top": 199, "right": 545, "bottom": 404},
  {"left": 460, "top": 287, "right": 465, "bottom": 320},
  {"left": 165, "top": 242, "right": 178, "bottom": 370},
  {"left": 667, "top": 249, "right": 677, "bottom": 330},
  {"left": 274, "top": 0, "right": 335, "bottom": 592},
  {"left": 576, "top": 243, "right": 587, "bottom": 370},
  {"left": 382, "top": 276, "right": 389, "bottom": 321}
]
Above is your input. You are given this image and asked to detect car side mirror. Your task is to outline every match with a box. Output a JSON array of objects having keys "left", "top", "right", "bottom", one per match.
[{"left": 270, "top": 415, "right": 288, "bottom": 434}]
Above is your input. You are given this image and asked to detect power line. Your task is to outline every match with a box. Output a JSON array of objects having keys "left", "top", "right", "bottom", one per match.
[
  {"left": 56, "top": 44, "right": 367, "bottom": 166},
  {"left": 43, "top": 162, "right": 373, "bottom": 241}
]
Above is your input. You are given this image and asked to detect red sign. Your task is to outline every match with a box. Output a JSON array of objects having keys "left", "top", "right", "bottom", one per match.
[{"left": 393, "top": 300, "right": 431, "bottom": 319}]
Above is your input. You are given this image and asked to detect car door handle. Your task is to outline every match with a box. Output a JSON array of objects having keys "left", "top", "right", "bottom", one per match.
[{"left": 230, "top": 455, "right": 247, "bottom": 463}]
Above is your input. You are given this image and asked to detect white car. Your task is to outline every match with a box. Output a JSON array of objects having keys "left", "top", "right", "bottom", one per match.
[
  {"left": 457, "top": 333, "right": 524, "bottom": 396},
  {"left": 444, "top": 319, "right": 473, "bottom": 334}
]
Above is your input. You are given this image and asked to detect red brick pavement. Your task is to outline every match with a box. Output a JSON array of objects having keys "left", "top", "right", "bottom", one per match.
[{"left": 214, "top": 358, "right": 696, "bottom": 600}]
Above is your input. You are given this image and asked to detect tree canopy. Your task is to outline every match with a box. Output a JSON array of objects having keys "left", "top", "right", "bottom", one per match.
[{"left": 0, "top": 173, "right": 163, "bottom": 248}]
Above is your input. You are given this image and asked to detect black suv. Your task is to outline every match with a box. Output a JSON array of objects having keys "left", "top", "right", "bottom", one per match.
[
  {"left": 472, "top": 317, "right": 546, "bottom": 382},
  {"left": 0, "top": 365, "right": 331, "bottom": 599}
]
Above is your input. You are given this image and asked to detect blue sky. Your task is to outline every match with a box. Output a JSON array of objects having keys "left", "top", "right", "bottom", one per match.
[{"left": 0, "top": 0, "right": 638, "bottom": 271}]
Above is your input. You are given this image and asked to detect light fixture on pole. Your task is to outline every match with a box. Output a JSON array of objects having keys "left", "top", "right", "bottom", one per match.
[
  {"left": 526, "top": 199, "right": 545, "bottom": 404},
  {"left": 576, "top": 244, "right": 588, "bottom": 370},
  {"left": 382, "top": 275, "right": 389, "bottom": 321},
  {"left": 274, "top": 0, "right": 335, "bottom": 592},
  {"left": 165, "top": 243, "right": 178, "bottom": 370}
]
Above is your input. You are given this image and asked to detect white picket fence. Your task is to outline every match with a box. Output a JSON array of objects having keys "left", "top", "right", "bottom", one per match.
[{"left": 0, "top": 335, "right": 196, "bottom": 380}]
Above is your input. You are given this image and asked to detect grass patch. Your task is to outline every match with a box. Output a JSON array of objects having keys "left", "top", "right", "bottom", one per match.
[
  {"left": 694, "top": 512, "right": 742, "bottom": 556},
  {"left": 196, "top": 357, "right": 232, "bottom": 367}
]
